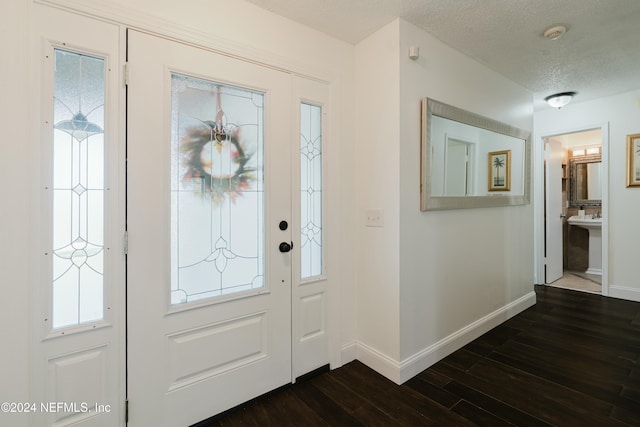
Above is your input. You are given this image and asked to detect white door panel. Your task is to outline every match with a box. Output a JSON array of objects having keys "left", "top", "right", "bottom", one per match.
[
  {"left": 127, "top": 30, "right": 292, "bottom": 426},
  {"left": 31, "top": 5, "right": 125, "bottom": 427},
  {"left": 545, "top": 139, "right": 564, "bottom": 283},
  {"left": 292, "top": 77, "right": 330, "bottom": 379}
]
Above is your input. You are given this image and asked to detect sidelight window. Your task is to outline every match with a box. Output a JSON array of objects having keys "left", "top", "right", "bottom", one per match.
[
  {"left": 51, "top": 49, "right": 106, "bottom": 329},
  {"left": 300, "top": 103, "right": 323, "bottom": 279}
]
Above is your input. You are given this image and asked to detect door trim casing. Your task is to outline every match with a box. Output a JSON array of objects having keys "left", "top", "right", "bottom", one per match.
[{"left": 534, "top": 122, "right": 609, "bottom": 295}]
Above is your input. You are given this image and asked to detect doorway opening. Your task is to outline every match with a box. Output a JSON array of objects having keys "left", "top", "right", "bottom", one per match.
[
  {"left": 444, "top": 137, "right": 474, "bottom": 196},
  {"left": 542, "top": 127, "right": 608, "bottom": 295}
]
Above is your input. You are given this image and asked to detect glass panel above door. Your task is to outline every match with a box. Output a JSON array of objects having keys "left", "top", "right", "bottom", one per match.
[{"left": 170, "top": 74, "right": 265, "bottom": 305}]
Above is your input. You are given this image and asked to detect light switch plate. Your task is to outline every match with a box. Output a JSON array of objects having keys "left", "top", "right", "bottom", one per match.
[{"left": 365, "top": 209, "right": 384, "bottom": 227}]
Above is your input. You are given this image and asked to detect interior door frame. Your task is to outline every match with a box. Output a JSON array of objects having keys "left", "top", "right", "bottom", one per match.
[
  {"left": 443, "top": 134, "right": 475, "bottom": 196},
  {"left": 535, "top": 123, "right": 609, "bottom": 295}
]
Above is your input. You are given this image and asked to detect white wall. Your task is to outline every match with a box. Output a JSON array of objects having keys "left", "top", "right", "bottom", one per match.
[
  {"left": 534, "top": 89, "right": 640, "bottom": 301},
  {"left": 398, "top": 19, "right": 535, "bottom": 376},
  {"left": 354, "top": 20, "right": 402, "bottom": 368},
  {"left": 354, "top": 19, "right": 535, "bottom": 383},
  {"left": 0, "top": 2, "right": 31, "bottom": 425}
]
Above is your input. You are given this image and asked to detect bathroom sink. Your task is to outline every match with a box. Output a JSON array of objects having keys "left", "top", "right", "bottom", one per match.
[
  {"left": 567, "top": 215, "right": 602, "bottom": 230},
  {"left": 567, "top": 215, "right": 602, "bottom": 275}
]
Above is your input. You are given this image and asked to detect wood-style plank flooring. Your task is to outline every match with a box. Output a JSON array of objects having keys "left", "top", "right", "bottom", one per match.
[{"left": 197, "top": 285, "right": 640, "bottom": 426}]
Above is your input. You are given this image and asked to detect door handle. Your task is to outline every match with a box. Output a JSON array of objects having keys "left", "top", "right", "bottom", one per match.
[{"left": 279, "top": 241, "right": 293, "bottom": 253}]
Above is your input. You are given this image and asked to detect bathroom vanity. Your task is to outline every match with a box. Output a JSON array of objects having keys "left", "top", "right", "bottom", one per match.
[{"left": 567, "top": 215, "right": 602, "bottom": 275}]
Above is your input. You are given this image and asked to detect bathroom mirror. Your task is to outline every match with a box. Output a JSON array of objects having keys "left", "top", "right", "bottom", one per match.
[
  {"left": 420, "top": 98, "right": 531, "bottom": 211},
  {"left": 569, "top": 154, "right": 602, "bottom": 207}
]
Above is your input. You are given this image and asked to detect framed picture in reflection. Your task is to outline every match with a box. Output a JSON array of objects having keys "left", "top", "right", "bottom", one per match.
[
  {"left": 626, "top": 134, "right": 640, "bottom": 187},
  {"left": 488, "top": 150, "right": 511, "bottom": 191}
]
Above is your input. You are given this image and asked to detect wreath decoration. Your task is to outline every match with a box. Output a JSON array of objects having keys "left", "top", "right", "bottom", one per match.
[{"left": 180, "top": 120, "right": 254, "bottom": 203}]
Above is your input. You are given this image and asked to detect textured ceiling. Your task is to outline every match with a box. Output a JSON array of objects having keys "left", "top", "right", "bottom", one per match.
[{"left": 245, "top": 0, "right": 640, "bottom": 110}]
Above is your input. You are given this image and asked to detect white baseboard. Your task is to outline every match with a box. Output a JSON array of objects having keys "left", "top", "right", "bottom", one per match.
[
  {"left": 608, "top": 284, "right": 640, "bottom": 302},
  {"left": 339, "top": 341, "right": 358, "bottom": 366},
  {"left": 354, "top": 341, "right": 403, "bottom": 384},
  {"left": 340, "top": 340, "right": 403, "bottom": 382},
  {"left": 341, "top": 291, "right": 536, "bottom": 385},
  {"left": 397, "top": 291, "right": 536, "bottom": 383}
]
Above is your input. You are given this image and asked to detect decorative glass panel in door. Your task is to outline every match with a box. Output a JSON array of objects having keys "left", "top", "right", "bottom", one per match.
[
  {"left": 128, "top": 31, "right": 292, "bottom": 426},
  {"left": 171, "top": 74, "right": 264, "bottom": 305},
  {"left": 34, "top": 9, "right": 124, "bottom": 426},
  {"left": 299, "top": 102, "right": 323, "bottom": 279},
  {"left": 51, "top": 49, "right": 105, "bottom": 329}
]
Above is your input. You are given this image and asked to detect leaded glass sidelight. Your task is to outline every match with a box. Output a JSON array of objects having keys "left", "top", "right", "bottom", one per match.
[
  {"left": 300, "top": 103, "right": 323, "bottom": 279},
  {"left": 171, "top": 74, "right": 265, "bottom": 305},
  {"left": 51, "top": 49, "right": 105, "bottom": 329}
]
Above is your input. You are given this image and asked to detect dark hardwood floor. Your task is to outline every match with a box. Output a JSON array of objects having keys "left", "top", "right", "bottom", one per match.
[{"left": 198, "top": 285, "right": 640, "bottom": 426}]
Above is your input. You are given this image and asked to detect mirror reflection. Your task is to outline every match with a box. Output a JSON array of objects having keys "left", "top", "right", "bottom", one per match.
[
  {"left": 569, "top": 154, "right": 602, "bottom": 207},
  {"left": 420, "top": 98, "right": 531, "bottom": 211},
  {"left": 431, "top": 115, "right": 525, "bottom": 197}
]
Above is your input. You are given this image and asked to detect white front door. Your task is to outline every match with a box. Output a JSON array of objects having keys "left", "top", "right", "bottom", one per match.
[
  {"left": 545, "top": 138, "right": 564, "bottom": 283},
  {"left": 127, "top": 30, "right": 294, "bottom": 426}
]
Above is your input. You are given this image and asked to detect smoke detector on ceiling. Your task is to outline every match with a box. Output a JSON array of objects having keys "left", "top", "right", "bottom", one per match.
[{"left": 543, "top": 25, "right": 567, "bottom": 40}]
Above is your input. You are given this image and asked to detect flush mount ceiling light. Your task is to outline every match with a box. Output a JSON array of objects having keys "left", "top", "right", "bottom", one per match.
[
  {"left": 545, "top": 91, "right": 577, "bottom": 109},
  {"left": 543, "top": 25, "right": 567, "bottom": 40}
]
